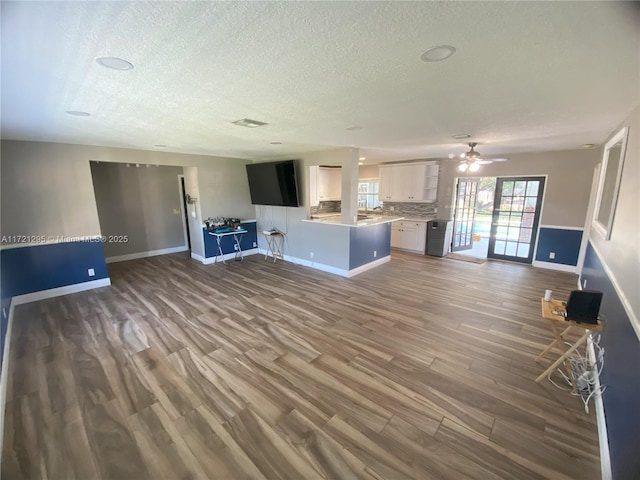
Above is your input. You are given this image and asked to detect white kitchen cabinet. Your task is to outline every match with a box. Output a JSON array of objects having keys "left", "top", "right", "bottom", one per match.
[
  {"left": 318, "top": 167, "right": 341, "bottom": 201},
  {"left": 379, "top": 162, "right": 439, "bottom": 202},
  {"left": 309, "top": 166, "right": 342, "bottom": 205},
  {"left": 391, "top": 221, "right": 427, "bottom": 253}
]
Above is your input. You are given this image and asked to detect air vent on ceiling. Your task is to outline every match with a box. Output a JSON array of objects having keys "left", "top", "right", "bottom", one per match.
[{"left": 232, "top": 118, "right": 268, "bottom": 128}]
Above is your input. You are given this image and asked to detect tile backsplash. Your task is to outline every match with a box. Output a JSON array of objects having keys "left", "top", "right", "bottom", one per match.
[
  {"left": 381, "top": 202, "right": 438, "bottom": 218},
  {"left": 310, "top": 201, "right": 341, "bottom": 214}
]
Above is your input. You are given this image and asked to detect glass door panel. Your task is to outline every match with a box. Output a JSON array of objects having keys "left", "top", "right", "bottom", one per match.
[
  {"left": 488, "top": 176, "right": 545, "bottom": 264},
  {"left": 452, "top": 178, "right": 479, "bottom": 252}
]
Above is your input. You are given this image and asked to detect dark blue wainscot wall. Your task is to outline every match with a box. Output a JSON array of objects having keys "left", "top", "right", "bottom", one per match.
[
  {"left": 349, "top": 223, "right": 391, "bottom": 270},
  {"left": 535, "top": 227, "right": 583, "bottom": 265},
  {"left": 1, "top": 240, "right": 108, "bottom": 298},
  {"left": 203, "top": 221, "right": 258, "bottom": 259},
  {"left": 1, "top": 296, "right": 11, "bottom": 370},
  {"left": 0, "top": 240, "right": 109, "bottom": 369},
  {"left": 581, "top": 242, "right": 640, "bottom": 479}
]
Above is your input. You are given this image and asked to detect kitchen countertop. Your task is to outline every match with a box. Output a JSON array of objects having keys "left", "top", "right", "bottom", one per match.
[{"left": 303, "top": 214, "right": 405, "bottom": 228}]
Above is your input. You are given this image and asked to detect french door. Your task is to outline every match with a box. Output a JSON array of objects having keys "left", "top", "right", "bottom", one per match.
[
  {"left": 452, "top": 178, "right": 479, "bottom": 252},
  {"left": 488, "top": 176, "right": 545, "bottom": 263}
]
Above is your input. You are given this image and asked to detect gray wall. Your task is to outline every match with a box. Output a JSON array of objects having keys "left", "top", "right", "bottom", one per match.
[
  {"left": 90, "top": 162, "right": 186, "bottom": 258},
  {"left": 254, "top": 148, "right": 354, "bottom": 270},
  {"left": 1, "top": 141, "right": 102, "bottom": 240},
  {"left": 0, "top": 141, "right": 254, "bottom": 262},
  {"left": 589, "top": 105, "right": 639, "bottom": 327},
  {"left": 437, "top": 148, "right": 600, "bottom": 227}
]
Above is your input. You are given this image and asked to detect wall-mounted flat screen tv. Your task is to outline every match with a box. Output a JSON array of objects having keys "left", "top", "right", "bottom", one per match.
[{"left": 245, "top": 160, "right": 300, "bottom": 207}]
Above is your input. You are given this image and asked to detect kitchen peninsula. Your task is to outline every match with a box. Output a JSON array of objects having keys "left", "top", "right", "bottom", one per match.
[
  {"left": 304, "top": 213, "right": 404, "bottom": 227},
  {"left": 294, "top": 213, "right": 404, "bottom": 277}
]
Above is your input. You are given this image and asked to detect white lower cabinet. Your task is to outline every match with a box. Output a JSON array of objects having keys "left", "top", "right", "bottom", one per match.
[{"left": 391, "top": 221, "right": 427, "bottom": 253}]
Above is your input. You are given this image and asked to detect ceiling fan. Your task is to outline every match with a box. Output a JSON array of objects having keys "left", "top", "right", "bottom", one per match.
[{"left": 450, "top": 143, "right": 508, "bottom": 172}]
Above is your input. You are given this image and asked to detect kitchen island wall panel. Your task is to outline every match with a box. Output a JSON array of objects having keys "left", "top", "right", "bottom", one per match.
[{"left": 349, "top": 223, "right": 391, "bottom": 270}]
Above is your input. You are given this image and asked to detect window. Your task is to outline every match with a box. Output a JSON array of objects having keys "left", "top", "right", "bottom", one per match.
[
  {"left": 358, "top": 180, "right": 381, "bottom": 209},
  {"left": 593, "top": 126, "right": 628, "bottom": 240}
]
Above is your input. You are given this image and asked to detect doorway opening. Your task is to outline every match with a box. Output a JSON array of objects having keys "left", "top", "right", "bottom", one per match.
[
  {"left": 452, "top": 175, "right": 546, "bottom": 264},
  {"left": 179, "top": 175, "right": 191, "bottom": 251},
  {"left": 452, "top": 177, "right": 496, "bottom": 259}
]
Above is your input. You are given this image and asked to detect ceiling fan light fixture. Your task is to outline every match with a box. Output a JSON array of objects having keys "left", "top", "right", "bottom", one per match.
[
  {"left": 458, "top": 162, "right": 469, "bottom": 172},
  {"left": 469, "top": 163, "right": 480, "bottom": 172}
]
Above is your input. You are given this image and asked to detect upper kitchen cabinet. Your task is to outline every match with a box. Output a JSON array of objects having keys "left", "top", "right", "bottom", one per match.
[
  {"left": 379, "top": 162, "right": 439, "bottom": 202},
  {"left": 309, "top": 166, "right": 342, "bottom": 205}
]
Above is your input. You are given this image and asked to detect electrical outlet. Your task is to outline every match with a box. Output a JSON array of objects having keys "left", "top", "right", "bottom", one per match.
[
  {"left": 549, "top": 252, "right": 555, "bottom": 259},
  {"left": 310, "top": 252, "right": 314, "bottom": 259},
  {"left": 373, "top": 250, "right": 377, "bottom": 258},
  {"left": 253, "top": 241, "right": 257, "bottom": 248},
  {"left": 191, "top": 211, "right": 196, "bottom": 218},
  {"left": 88, "top": 268, "right": 95, "bottom": 277},
  {"left": 173, "top": 208, "right": 181, "bottom": 214}
]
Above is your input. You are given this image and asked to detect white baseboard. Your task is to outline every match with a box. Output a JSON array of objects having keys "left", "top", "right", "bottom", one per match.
[
  {"left": 11, "top": 278, "right": 112, "bottom": 306},
  {"left": 347, "top": 256, "right": 391, "bottom": 277},
  {"left": 190, "top": 252, "right": 205, "bottom": 263},
  {"left": 192, "top": 249, "right": 259, "bottom": 265},
  {"left": 0, "top": 301, "right": 16, "bottom": 464},
  {"left": 532, "top": 260, "right": 577, "bottom": 273},
  {"left": 258, "top": 248, "right": 350, "bottom": 276},
  {"left": 587, "top": 337, "right": 612, "bottom": 480},
  {"left": 106, "top": 245, "right": 188, "bottom": 263},
  {"left": 257, "top": 248, "right": 390, "bottom": 278}
]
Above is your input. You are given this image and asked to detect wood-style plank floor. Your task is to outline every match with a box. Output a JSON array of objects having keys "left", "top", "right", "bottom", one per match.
[{"left": 2, "top": 251, "right": 600, "bottom": 479}]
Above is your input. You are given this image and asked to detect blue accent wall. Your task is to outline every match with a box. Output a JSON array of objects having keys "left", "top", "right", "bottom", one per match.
[
  {"left": 0, "top": 241, "right": 108, "bottom": 298},
  {"left": 349, "top": 223, "right": 391, "bottom": 270},
  {"left": 0, "top": 297, "right": 11, "bottom": 370},
  {"left": 0, "top": 241, "right": 108, "bottom": 370},
  {"left": 581, "top": 242, "right": 640, "bottom": 479},
  {"left": 535, "top": 227, "right": 583, "bottom": 265},
  {"left": 203, "top": 221, "right": 258, "bottom": 258}
]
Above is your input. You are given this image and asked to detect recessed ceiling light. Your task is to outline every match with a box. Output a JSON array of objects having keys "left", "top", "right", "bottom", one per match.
[
  {"left": 582, "top": 144, "right": 596, "bottom": 149},
  {"left": 421, "top": 45, "right": 456, "bottom": 62},
  {"left": 359, "top": 157, "right": 366, "bottom": 160},
  {"left": 154, "top": 144, "right": 166, "bottom": 148},
  {"left": 346, "top": 126, "right": 362, "bottom": 131},
  {"left": 452, "top": 133, "right": 471, "bottom": 140},
  {"left": 96, "top": 56, "right": 134, "bottom": 71},
  {"left": 270, "top": 141, "right": 282, "bottom": 145},
  {"left": 66, "top": 110, "right": 91, "bottom": 117},
  {"left": 232, "top": 118, "right": 268, "bottom": 128},
  {"left": 359, "top": 162, "right": 364, "bottom": 166}
]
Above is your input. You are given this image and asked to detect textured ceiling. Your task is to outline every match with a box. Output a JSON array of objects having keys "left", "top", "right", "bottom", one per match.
[{"left": 2, "top": 1, "right": 639, "bottom": 162}]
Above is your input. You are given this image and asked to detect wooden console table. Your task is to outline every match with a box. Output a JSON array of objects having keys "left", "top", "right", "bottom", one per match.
[
  {"left": 535, "top": 298, "right": 602, "bottom": 389},
  {"left": 261, "top": 232, "right": 284, "bottom": 262}
]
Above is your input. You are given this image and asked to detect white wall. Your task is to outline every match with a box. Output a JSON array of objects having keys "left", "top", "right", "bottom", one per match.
[{"left": 437, "top": 148, "right": 600, "bottom": 227}]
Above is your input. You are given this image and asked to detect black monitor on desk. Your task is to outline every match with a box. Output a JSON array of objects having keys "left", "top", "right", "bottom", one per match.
[{"left": 565, "top": 290, "right": 603, "bottom": 324}]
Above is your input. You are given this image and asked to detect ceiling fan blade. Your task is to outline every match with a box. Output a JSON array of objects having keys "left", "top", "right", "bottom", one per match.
[
  {"left": 475, "top": 160, "right": 494, "bottom": 165},
  {"left": 490, "top": 158, "right": 508, "bottom": 162}
]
